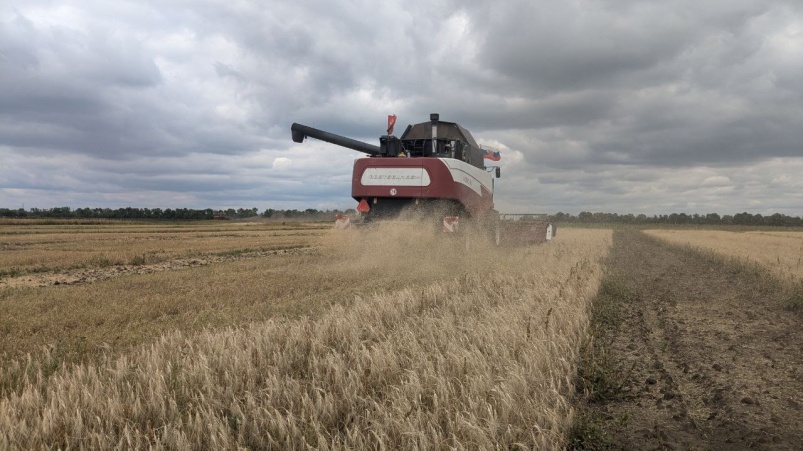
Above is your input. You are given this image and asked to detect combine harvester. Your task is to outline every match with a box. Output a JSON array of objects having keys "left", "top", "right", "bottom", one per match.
[{"left": 291, "top": 113, "right": 554, "bottom": 246}]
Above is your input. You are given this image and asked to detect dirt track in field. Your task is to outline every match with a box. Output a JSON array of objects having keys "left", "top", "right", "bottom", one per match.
[{"left": 589, "top": 230, "right": 803, "bottom": 450}]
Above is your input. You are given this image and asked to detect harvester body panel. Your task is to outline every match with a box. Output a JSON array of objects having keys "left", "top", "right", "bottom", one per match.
[{"left": 352, "top": 157, "right": 493, "bottom": 218}]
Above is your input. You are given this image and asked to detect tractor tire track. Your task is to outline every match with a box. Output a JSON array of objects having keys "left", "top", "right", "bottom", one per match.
[{"left": 587, "top": 230, "right": 803, "bottom": 450}]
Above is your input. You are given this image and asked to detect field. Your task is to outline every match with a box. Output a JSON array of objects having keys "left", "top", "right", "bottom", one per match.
[
  {"left": 644, "top": 229, "right": 803, "bottom": 283},
  {"left": 0, "top": 220, "right": 611, "bottom": 449},
  {"left": 575, "top": 229, "right": 803, "bottom": 449},
  {"left": 5, "top": 222, "right": 803, "bottom": 449}
]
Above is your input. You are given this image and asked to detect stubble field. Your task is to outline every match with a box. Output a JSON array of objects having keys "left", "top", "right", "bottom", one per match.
[{"left": 0, "top": 220, "right": 611, "bottom": 449}]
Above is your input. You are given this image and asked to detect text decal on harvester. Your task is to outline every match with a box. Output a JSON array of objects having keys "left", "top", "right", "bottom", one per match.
[{"left": 360, "top": 168, "right": 431, "bottom": 186}]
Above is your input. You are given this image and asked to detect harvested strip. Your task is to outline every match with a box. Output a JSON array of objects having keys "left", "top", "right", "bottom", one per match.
[
  {"left": 583, "top": 230, "right": 803, "bottom": 449},
  {"left": 0, "top": 247, "right": 313, "bottom": 288}
]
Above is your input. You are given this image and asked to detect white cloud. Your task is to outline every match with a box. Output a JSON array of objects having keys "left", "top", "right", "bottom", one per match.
[{"left": 271, "top": 157, "right": 291, "bottom": 170}]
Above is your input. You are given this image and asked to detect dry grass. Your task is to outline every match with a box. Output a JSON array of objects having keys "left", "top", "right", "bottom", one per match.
[
  {"left": 0, "top": 223, "right": 611, "bottom": 449},
  {"left": 643, "top": 229, "right": 803, "bottom": 283}
]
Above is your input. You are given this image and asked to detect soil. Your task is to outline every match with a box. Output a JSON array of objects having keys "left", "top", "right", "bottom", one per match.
[
  {"left": 587, "top": 230, "right": 803, "bottom": 450},
  {"left": 0, "top": 247, "right": 312, "bottom": 288}
]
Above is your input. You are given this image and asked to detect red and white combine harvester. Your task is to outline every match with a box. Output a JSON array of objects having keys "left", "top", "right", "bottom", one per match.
[{"left": 291, "top": 114, "right": 554, "bottom": 246}]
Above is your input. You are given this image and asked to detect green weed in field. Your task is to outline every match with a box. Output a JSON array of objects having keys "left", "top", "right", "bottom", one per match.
[
  {"left": 0, "top": 268, "right": 21, "bottom": 279},
  {"left": 785, "top": 282, "right": 803, "bottom": 312},
  {"left": 570, "top": 269, "right": 635, "bottom": 448}
]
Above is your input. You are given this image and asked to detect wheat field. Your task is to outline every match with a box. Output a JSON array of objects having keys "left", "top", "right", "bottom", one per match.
[
  {"left": 644, "top": 229, "right": 803, "bottom": 282},
  {"left": 0, "top": 222, "right": 611, "bottom": 449}
]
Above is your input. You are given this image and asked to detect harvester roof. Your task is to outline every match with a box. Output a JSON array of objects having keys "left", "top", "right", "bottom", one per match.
[{"left": 400, "top": 121, "right": 480, "bottom": 148}]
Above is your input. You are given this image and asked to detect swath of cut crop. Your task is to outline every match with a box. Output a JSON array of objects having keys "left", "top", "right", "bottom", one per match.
[{"left": 0, "top": 221, "right": 326, "bottom": 278}]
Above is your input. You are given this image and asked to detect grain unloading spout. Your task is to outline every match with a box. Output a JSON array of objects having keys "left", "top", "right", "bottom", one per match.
[{"left": 291, "top": 123, "right": 381, "bottom": 156}]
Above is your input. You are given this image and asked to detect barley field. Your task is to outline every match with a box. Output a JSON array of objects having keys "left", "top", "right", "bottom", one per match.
[
  {"left": 0, "top": 220, "right": 611, "bottom": 449},
  {"left": 644, "top": 229, "right": 803, "bottom": 282}
]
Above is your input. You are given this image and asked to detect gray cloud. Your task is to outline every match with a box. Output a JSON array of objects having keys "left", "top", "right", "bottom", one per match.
[{"left": 1, "top": 0, "right": 802, "bottom": 214}]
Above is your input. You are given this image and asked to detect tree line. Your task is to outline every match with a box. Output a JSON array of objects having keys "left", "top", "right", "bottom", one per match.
[
  {"left": 0, "top": 207, "right": 349, "bottom": 221},
  {"left": 553, "top": 211, "right": 803, "bottom": 227},
  {"left": 1, "top": 207, "right": 802, "bottom": 227}
]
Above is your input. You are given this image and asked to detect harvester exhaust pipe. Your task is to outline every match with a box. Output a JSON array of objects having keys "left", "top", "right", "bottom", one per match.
[
  {"left": 430, "top": 113, "right": 439, "bottom": 156},
  {"left": 291, "top": 123, "right": 381, "bottom": 156}
]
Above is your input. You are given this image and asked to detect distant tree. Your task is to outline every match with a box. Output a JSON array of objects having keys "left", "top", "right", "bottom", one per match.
[
  {"left": 733, "top": 212, "right": 752, "bottom": 225},
  {"left": 551, "top": 212, "right": 569, "bottom": 223}
]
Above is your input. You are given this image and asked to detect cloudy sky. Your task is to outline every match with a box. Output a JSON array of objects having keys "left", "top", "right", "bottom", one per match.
[{"left": 2, "top": 0, "right": 802, "bottom": 215}]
